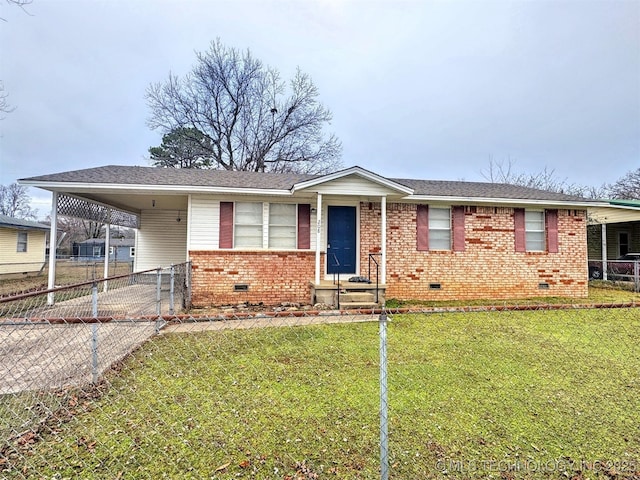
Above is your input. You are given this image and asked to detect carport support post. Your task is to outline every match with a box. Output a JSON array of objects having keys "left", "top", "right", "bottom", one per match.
[
  {"left": 47, "top": 192, "right": 59, "bottom": 306},
  {"left": 379, "top": 313, "right": 389, "bottom": 480},
  {"left": 103, "top": 209, "right": 111, "bottom": 292}
]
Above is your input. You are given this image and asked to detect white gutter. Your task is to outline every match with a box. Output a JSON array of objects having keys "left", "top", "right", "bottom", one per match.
[
  {"left": 405, "top": 195, "right": 606, "bottom": 209},
  {"left": 20, "top": 182, "right": 295, "bottom": 197}
]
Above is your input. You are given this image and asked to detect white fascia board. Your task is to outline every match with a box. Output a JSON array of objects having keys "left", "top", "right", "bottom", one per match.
[
  {"left": 20, "top": 181, "right": 294, "bottom": 197},
  {"left": 291, "top": 166, "right": 414, "bottom": 195},
  {"left": 407, "top": 194, "right": 604, "bottom": 209}
]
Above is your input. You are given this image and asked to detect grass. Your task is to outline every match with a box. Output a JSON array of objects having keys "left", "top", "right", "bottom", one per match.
[
  {"left": 3, "top": 307, "right": 639, "bottom": 479},
  {"left": 0, "top": 260, "right": 133, "bottom": 297}
]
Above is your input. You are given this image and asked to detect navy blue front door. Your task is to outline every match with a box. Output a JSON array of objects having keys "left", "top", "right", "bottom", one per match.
[{"left": 327, "top": 206, "right": 356, "bottom": 274}]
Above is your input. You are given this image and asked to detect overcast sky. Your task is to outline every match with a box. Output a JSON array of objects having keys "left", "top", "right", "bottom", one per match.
[{"left": 1, "top": 0, "right": 638, "bottom": 217}]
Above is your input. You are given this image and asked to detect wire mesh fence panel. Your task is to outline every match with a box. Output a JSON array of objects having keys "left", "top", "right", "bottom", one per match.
[
  {"left": 385, "top": 306, "right": 640, "bottom": 479},
  {"left": 1, "top": 292, "right": 638, "bottom": 478}
]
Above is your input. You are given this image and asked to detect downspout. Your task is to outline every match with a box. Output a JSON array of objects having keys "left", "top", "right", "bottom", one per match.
[
  {"left": 47, "top": 192, "right": 58, "bottom": 305},
  {"left": 315, "top": 193, "right": 322, "bottom": 285}
]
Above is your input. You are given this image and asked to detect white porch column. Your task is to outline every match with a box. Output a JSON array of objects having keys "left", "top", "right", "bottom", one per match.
[
  {"left": 47, "top": 192, "right": 58, "bottom": 305},
  {"left": 103, "top": 208, "right": 111, "bottom": 291},
  {"left": 602, "top": 223, "right": 608, "bottom": 281},
  {"left": 381, "top": 196, "right": 387, "bottom": 284},
  {"left": 315, "top": 193, "right": 323, "bottom": 285}
]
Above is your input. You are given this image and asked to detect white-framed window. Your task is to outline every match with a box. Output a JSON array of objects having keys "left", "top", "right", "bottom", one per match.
[
  {"left": 525, "top": 210, "right": 545, "bottom": 251},
  {"left": 129, "top": 247, "right": 135, "bottom": 257},
  {"left": 92, "top": 246, "right": 101, "bottom": 257},
  {"left": 268, "top": 203, "right": 296, "bottom": 248},
  {"left": 429, "top": 207, "right": 451, "bottom": 250},
  {"left": 109, "top": 246, "right": 115, "bottom": 255},
  {"left": 234, "top": 202, "right": 263, "bottom": 248},
  {"left": 16, "top": 231, "right": 27, "bottom": 252}
]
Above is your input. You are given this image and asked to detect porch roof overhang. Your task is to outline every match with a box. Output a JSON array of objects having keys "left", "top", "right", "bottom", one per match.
[{"left": 586, "top": 203, "right": 640, "bottom": 225}]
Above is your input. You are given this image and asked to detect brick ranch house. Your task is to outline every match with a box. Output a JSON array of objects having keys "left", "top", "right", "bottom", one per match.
[{"left": 20, "top": 165, "right": 640, "bottom": 307}]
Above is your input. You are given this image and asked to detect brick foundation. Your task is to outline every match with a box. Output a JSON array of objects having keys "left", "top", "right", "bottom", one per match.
[{"left": 190, "top": 250, "right": 315, "bottom": 307}]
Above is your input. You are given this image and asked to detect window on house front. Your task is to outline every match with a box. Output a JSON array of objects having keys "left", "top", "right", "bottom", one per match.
[
  {"left": 234, "top": 202, "right": 263, "bottom": 248},
  {"left": 525, "top": 210, "right": 545, "bottom": 251},
  {"left": 92, "top": 246, "right": 102, "bottom": 257},
  {"left": 16, "top": 231, "right": 27, "bottom": 252},
  {"left": 268, "top": 203, "right": 296, "bottom": 248},
  {"left": 429, "top": 207, "right": 451, "bottom": 250},
  {"left": 109, "top": 246, "right": 115, "bottom": 255},
  {"left": 220, "top": 202, "right": 311, "bottom": 250},
  {"left": 417, "top": 205, "right": 465, "bottom": 252},
  {"left": 515, "top": 208, "right": 557, "bottom": 253}
]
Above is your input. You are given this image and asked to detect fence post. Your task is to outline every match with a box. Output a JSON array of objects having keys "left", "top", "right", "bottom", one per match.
[
  {"left": 91, "top": 323, "right": 98, "bottom": 384},
  {"left": 156, "top": 267, "right": 162, "bottom": 333},
  {"left": 379, "top": 312, "right": 389, "bottom": 480},
  {"left": 156, "top": 267, "right": 162, "bottom": 317},
  {"left": 92, "top": 282, "right": 98, "bottom": 318},
  {"left": 169, "top": 264, "right": 175, "bottom": 316}
]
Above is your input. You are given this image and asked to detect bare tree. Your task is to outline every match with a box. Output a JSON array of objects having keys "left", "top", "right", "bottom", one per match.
[
  {"left": 146, "top": 39, "right": 342, "bottom": 174},
  {"left": 0, "top": 183, "right": 38, "bottom": 218},
  {"left": 481, "top": 158, "right": 605, "bottom": 198},
  {"left": 0, "top": 81, "right": 14, "bottom": 116},
  {"left": 1, "top": 0, "right": 33, "bottom": 21},
  {"left": 606, "top": 168, "right": 640, "bottom": 200}
]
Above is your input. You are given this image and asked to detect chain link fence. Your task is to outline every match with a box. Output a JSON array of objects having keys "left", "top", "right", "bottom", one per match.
[{"left": 1, "top": 272, "right": 638, "bottom": 479}]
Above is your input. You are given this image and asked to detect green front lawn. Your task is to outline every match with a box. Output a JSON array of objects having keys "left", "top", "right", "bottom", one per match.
[{"left": 5, "top": 308, "right": 639, "bottom": 479}]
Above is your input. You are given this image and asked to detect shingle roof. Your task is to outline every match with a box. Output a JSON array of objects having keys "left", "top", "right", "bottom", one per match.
[
  {"left": 20, "top": 164, "right": 593, "bottom": 203},
  {"left": 0, "top": 214, "right": 49, "bottom": 231},
  {"left": 394, "top": 178, "right": 590, "bottom": 202},
  {"left": 22, "top": 165, "right": 319, "bottom": 190}
]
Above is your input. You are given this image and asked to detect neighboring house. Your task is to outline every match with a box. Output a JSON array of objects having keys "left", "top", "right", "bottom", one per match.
[
  {"left": 19, "top": 165, "right": 640, "bottom": 306},
  {"left": 588, "top": 199, "right": 640, "bottom": 259},
  {"left": 72, "top": 238, "right": 135, "bottom": 262},
  {"left": 0, "top": 214, "right": 49, "bottom": 276},
  {"left": 587, "top": 199, "right": 640, "bottom": 279}
]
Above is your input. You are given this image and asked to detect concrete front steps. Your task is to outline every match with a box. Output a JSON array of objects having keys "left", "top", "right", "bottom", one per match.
[{"left": 311, "top": 280, "right": 386, "bottom": 309}]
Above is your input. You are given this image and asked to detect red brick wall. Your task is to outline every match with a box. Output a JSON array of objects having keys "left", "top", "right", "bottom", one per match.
[
  {"left": 189, "top": 250, "right": 315, "bottom": 307},
  {"left": 361, "top": 203, "right": 588, "bottom": 301},
  {"left": 190, "top": 203, "right": 588, "bottom": 307}
]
